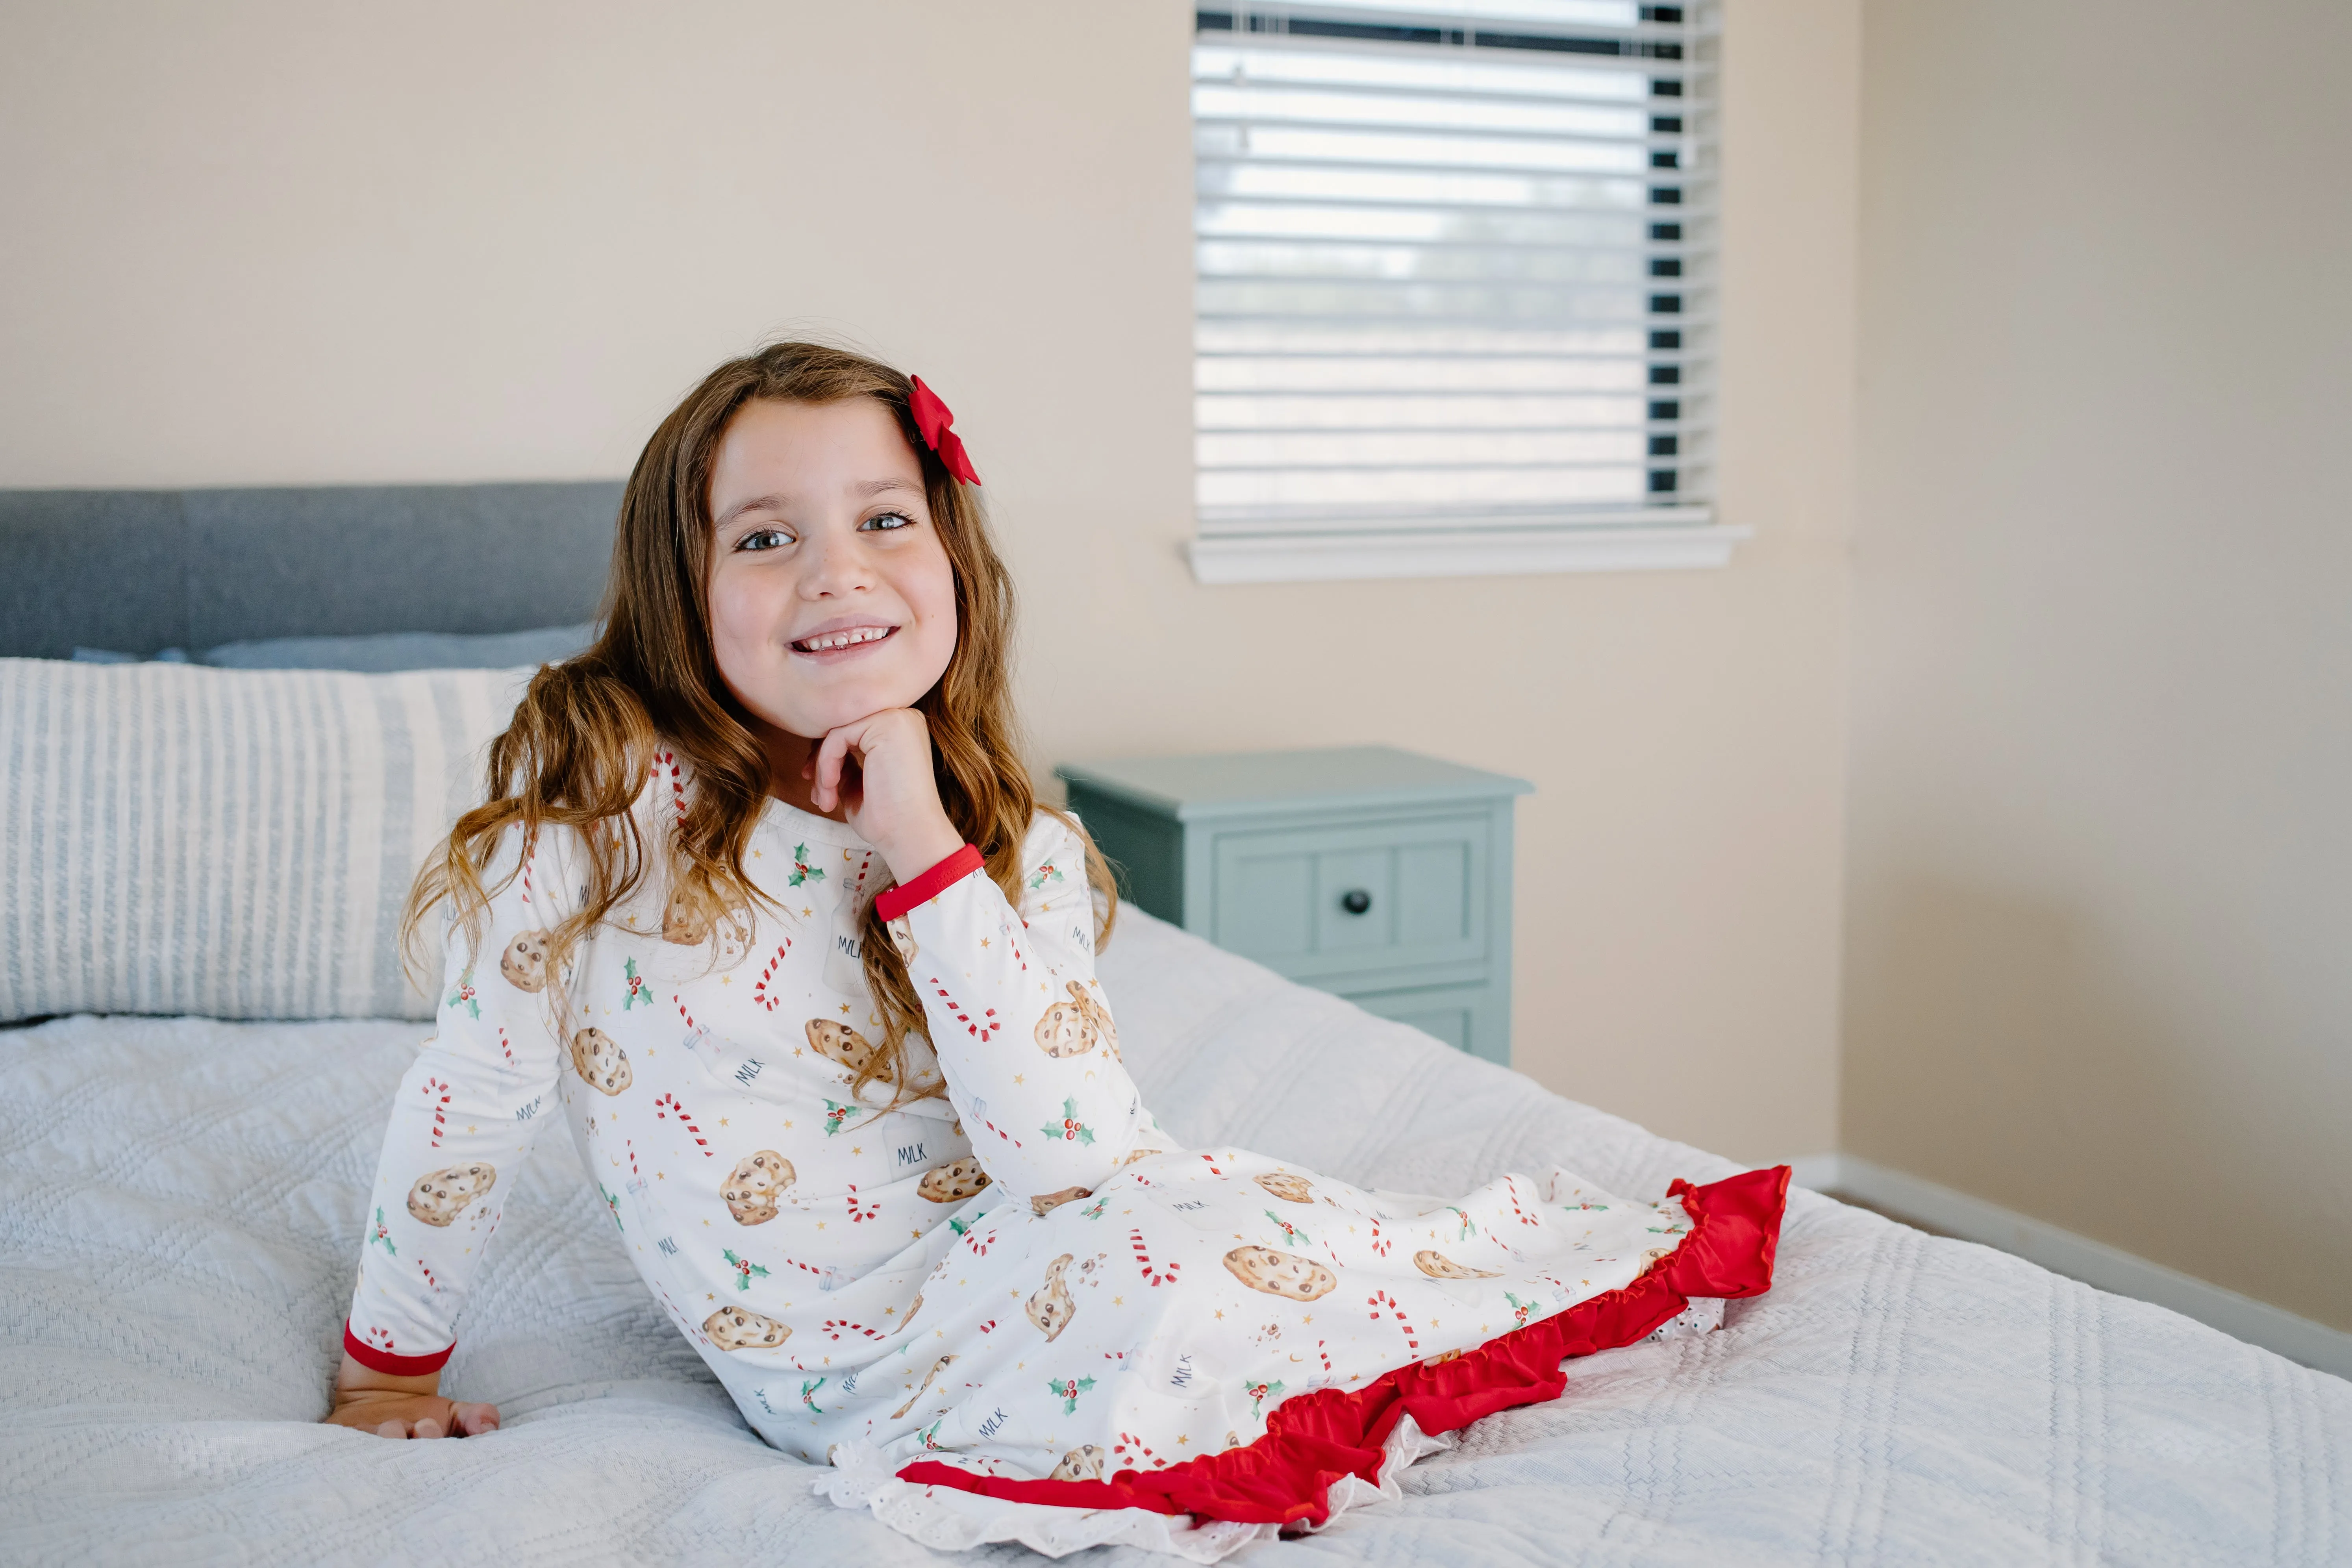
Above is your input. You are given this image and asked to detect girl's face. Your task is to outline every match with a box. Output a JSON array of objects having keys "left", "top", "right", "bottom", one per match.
[{"left": 705, "top": 398, "right": 959, "bottom": 742}]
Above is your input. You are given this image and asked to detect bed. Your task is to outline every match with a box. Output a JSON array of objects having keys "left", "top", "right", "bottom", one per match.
[{"left": 2, "top": 484, "right": 2346, "bottom": 1564}]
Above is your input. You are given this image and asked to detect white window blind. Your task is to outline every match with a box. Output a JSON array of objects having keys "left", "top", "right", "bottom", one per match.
[{"left": 1189, "top": 1, "right": 1735, "bottom": 583}]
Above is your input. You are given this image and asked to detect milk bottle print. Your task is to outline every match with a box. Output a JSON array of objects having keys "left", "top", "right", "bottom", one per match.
[{"left": 823, "top": 848, "right": 882, "bottom": 994}]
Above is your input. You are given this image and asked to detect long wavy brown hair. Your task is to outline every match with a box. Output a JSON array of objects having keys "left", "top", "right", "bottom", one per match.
[{"left": 403, "top": 341, "right": 1114, "bottom": 1099}]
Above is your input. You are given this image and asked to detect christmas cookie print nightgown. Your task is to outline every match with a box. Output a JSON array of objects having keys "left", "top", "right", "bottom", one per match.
[{"left": 347, "top": 750, "right": 1738, "bottom": 1513}]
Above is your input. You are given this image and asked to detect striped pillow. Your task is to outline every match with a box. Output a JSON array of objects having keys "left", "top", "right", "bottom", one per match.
[{"left": 0, "top": 658, "right": 530, "bottom": 1022}]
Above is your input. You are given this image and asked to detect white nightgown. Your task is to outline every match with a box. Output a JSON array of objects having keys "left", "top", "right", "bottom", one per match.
[{"left": 347, "top": 751, "right": 1778, "bottom": 1556}]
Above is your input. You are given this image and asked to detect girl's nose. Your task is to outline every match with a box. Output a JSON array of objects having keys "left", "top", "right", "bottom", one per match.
[{"left": 798, "top": 525, "right": 877, "bottom": 597}]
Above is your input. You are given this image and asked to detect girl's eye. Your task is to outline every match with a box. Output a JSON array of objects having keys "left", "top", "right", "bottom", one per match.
[
  {"left": 736, "top": 528, "right": 793, "bottom": 552},
  {"left": 861, "top": 511, "right": 915, "bottom": 532}
]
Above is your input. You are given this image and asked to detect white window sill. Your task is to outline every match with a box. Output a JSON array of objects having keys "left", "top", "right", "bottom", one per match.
[{"left": 1185, "top": 508, "right": 1747, "bottom": 586}]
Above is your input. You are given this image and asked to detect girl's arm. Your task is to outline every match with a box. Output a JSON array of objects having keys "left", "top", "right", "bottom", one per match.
[
  {"left": 328, "top": 823, "right": 574, "bottom": 1435},
  {"left": 879, "top": 811, "right": 1148, "bottom": 1201}
]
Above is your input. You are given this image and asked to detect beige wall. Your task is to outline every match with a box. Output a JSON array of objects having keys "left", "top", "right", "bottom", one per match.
[
  {"left": 1849, "top": 0, "right": 2352, "bottom": 1328},
  {"left": 0, "top": 1, "right": 1858, "bottom": 1166}
]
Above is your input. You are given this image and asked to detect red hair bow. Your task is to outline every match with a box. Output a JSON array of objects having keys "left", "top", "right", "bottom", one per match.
[{"left": 908, "top": 375, "right": 982, "bottom": 487}]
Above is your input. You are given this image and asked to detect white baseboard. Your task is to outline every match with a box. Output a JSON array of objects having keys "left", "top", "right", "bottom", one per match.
[{"left": 1787, "top": 1152, "right": 2352, "bottom": 1381}]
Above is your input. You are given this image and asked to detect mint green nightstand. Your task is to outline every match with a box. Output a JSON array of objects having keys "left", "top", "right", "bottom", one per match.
[{"left": 1054, "top": 746, "right": 1532, "bottom": 1066}]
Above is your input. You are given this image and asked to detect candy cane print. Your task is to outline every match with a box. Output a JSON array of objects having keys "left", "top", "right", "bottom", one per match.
[
  {"left": 1316, "top": 1338, "right": 1333, "bottom": 1376},
  {"left": 497, "top": 1027, "right": 514, "bottom": 1067},
  {"left": 1199, "top": 1153, "right": 1225, "bottom": 1176},
  {"left": 1128, "top": 1228, "right": 1182, "bottom": 1286},
  {"left": 927, "top": 978, "right": 999, "bottom": 1043},
  {"left": 654, "top": 1093, "right": 714, "bottom": 1156},
  {"left": 752, "top": 941, "right": 791, "bottom": 1012},
  {"left": 822, "top": 1319, "right": 886, "bottom": 1342},
  {"left": 676, "top": 995, "right": 697, "bottom": 1033},
  {"left": 1504, "top": 1175, "right": 1543, "bottom": 1229},
  {"left": 1368, "top": 1290, "right": 1422, "bottom": 1355},
  {"left": 655, "top": 750, "right": 686, "bottom": 822},
  {"left": 1114, "top": 1431, "right": 1164, "bottom": 1469},
  {"left": 845, "top": 1185, "right": 881, "bottom": 1223},
  {"left": 421, "top": 1078, "right": 451, "bottom": 1147},
  {"left": 416, "top": 1258, "right": 441, "bottom": 1294}
]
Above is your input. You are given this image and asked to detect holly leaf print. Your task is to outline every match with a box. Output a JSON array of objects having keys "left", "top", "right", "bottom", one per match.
[
  {"left": 622, "top": 955, "right": 649, "bottom": 1009},
  {"left": 445, "top": 968, "right": 481, "bottom": 1019},
  {"left": 788, "top": 842, "right": 826, "bottom": 888},
  {"left": 724, "top": 1248, "right": 771, "bottom": 1290},
  {"left": 1026, "top": 861, "right": 1063, "bottom": 892},
  {"left": 369, "top": 1207, "right": 398, "bottom": 1257},
  {"left": 822, "top": 1098, "right": 863, "bottom": 1137},
  {"left": 1041, "top": 1096, "right": 1095, "bottom": 1146},
  {"left": 801, "top": 1377, "right": 826, "bottom": 1413},
  {"left": 598, "top": 1185, "right": 622, "bottom": 1232},
  {"left": 1245, "top": 1377, "right": 1286, "bottom": 1418},
  {"left": 1047, "top": 1374, "right": 1098, "bottom": 1414}
]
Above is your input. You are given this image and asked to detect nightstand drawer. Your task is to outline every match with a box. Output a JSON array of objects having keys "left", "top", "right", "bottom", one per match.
[
  {"left": 1209, "top": 812, "right": 1490, "bottom": 985},
  {"left": 1344, "top": 982, "right": 1499, "bottom": 1055}
]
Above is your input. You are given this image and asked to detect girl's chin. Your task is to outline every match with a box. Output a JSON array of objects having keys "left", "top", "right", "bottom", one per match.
[{"left": 765, "top": 691, "right": 930, "bottom": 739}]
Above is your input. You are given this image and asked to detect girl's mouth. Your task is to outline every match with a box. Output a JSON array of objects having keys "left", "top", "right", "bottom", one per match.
[{"left": 789, "top": 624, "right": 898, "bottom": 656}]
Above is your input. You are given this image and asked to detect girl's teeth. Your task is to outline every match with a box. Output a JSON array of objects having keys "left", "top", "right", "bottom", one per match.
[{"left": 800, "top": 627, "right": 889, "bottom": 651}]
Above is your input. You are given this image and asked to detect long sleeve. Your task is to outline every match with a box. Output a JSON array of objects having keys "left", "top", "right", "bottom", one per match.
[
  {"left": 344, "top": 824, "right": 575, "bottom": 1374},
  {"left": 880, "top": 812, "right": 1147, "bottom": 1203}
]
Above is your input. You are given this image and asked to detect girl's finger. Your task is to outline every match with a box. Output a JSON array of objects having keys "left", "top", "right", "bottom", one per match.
[
  {"left": 413, "top": 1417, "right": 446, "bottom": 1440},
  {"left": 376, "top": 1419, "right": 409, "bottom": 1439},
  {"left": 456, "top": 1402, "right": 501, "bottom": 1436},
  {"left": 812, "top": 728, "right": 855, "bottom": 811}
]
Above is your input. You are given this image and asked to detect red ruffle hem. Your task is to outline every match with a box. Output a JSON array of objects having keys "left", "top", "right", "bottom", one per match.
[{"left": 896, "top": 1164, "right": 1790, "bottom": 1528}]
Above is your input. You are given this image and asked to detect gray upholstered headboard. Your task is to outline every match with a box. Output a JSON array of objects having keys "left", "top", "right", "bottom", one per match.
[{"left": 0, "top": 481, "right": 624, "bottom": 659}]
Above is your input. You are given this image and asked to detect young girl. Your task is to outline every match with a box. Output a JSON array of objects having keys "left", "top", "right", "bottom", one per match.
[{"left": 326, "top": 342, "right": 1785, "bottom": 1553}]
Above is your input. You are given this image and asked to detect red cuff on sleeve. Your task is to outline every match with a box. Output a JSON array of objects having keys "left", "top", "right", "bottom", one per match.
[
  {"left": 874, "top": 844, "right": 986, "bottom": 921},
  {"left": 344, "top": 1320, "right": 456, "bottom": 1377}
]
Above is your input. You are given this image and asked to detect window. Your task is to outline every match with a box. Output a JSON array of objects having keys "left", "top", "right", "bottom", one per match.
[{"left": 1188, "top": 2, "right": 1738, "bottom": 583}]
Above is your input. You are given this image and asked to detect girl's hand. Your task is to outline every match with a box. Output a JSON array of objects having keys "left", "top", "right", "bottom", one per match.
[
  {"left": 323, "top": 1353, "right": 500, "bottom": 1439},
  {"left": 805, "top": 708, "right": 965, "bottom": 880}
]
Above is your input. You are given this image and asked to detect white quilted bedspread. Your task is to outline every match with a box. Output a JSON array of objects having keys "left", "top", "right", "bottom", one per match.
[{"left": 3, "top": 911, "right": 2345, "bottom": 1565}]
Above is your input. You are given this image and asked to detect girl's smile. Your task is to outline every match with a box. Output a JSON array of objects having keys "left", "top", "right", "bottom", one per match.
[{"left": 788, "top": 617, "right": 900, "bottom": 658}]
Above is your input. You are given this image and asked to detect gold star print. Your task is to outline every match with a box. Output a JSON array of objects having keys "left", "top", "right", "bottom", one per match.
[
  {"left": 839, "top": 1003, "right": 851, "bottom": 1014},
  {"left": 884, "top": 1306, "right": 896, "bottom": 1316},
  {"left": 1013, "top": 1074, "right": 1024, "bottom": 1085},
  {"left": 1113, "top": 1296, "right": 1124, "bottom": 1306},
  {"left": 793, "top": 1047, "right": 804, "bottom": 1057},
  {"left": 706, "top": 1293, "right": 715, "bottom": 1301},
  {"left": 802, "top": 907, "right": 813, "bottom": 918},
  {"left": 721, "top": 975, "right": 731, "bottom": 985},
  {"left": 752, "top": 848, "right": 762, "bottom": 859},
  {"left": 1302, "top": 1315, "right": 1313, "bottom": 1324},
  {"left": 980, "top": 937, "right": 990, "bottom": 948},
  {"left": 1215, "top": 1309, "right": 1224, "bottom": 1320},
  {"left": 912, "top": 1230, "right": 922, "bottom": 1239},
  {"left": 852, "top": 1146, "right": 861, "bottom": 1155},
  {"left": 1429, "top": 1317, "right": 1438, "bottom": 1328},
  {"left": 817, "top": 1221, "right": 827, "bottom": 1229},
  {"left": 719, "top": 1118, "right": 728, "bottom": 1126}
]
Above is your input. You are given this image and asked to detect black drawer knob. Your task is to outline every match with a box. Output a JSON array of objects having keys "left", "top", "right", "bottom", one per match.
[{"left": 1339, "top": 889, "right": 1372, "bottom": 916}]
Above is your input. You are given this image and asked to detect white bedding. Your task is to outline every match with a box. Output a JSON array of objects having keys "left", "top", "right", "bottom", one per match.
[{"left": 3, "top": 910, "right": 2345, "bottom": 1565}]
